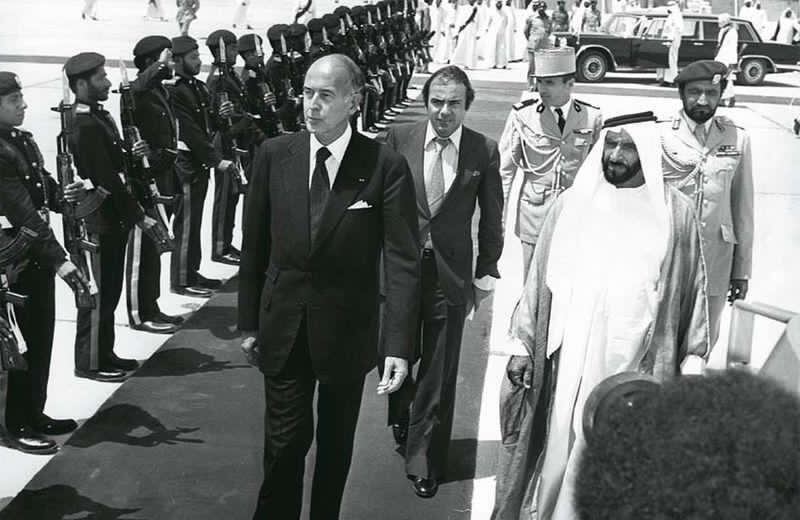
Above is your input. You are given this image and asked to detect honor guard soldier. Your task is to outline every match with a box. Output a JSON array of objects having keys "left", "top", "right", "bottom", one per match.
[
  {"left": 125, "top": 36, "right": 185, "bottom": 334},
  {"left": 307, "top": 18, "right": 334, "bottom": 62},
  {"left": 65, "top": 52, "right": 159, "bottom": 381},
  {"left": 206, "top": 29, "right": 248, "bottom": 266},
  {"left": 499, "top": 47, "right": 602, "bottom": 277},
  {"left": 168, "top": 36, "right": 230, "bottom": 297},
  {"left": 0, "top": 72, "right": 92, "bottom": 452},
  {"left": 661, "top": 60, "right": 754, "bottom": 345},
  {"left": 265, "top": 24, "right": 302, "bottom": 133},
  {"left": 237, "top": 34, "right": 281, "bottom": 140}
]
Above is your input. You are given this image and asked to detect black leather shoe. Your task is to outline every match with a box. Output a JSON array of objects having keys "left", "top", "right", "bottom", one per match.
[
  {"left": 392, "top": 418, "right": 409, "bottom": 446},
  {"left": 227, "top": 246, "right": 241, "bottom": 257},
  {"left": 412, "top": 477, "right": 439, "bottom": 498},
  {"left": 154, "top": 311, "right": 185, "bottom": 325},
  {"left": 172, "top": 285, "right": 213, "bottom": 298},
  {"left": 105, "top": 353, "right": 140, "bottom": 371},
  {"left": 131, "top": 320, "right": 178, "bottom": 334},
  {"left": 211, "top": 253, "right": 240, "bottom": 265},
  {"left": 195, "top": 274, "right": 223, "bottom": 289},
  {"left": 74, "top": 368, "right": 129, "bottom": 382},
  {"left": 31, "top": 415, "right": 78, "bottom": 436},
  {"left": 5, "top": 426, "right": 59, "bottom": 454}
]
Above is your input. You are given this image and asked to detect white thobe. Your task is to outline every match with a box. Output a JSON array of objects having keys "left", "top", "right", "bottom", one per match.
[
  {"left": 232, "top": 0, "right": 250, "bottom": 26},
  {"left": 451, "top": 4, "right": 480, "bottom": 69}
]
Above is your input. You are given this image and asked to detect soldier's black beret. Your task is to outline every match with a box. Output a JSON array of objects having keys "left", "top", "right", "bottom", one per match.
[
  {"left": 334, "top": 6, "right": 351, "bottom": 18},
  {"left": 237, "top": 33, "right": 263, "bottom": 54},
  {"left": 133, "top": 35, "right": 171, "bottom": 69},
  {"left": 171, "top": 36, "right": 199, "bottom": 56},
  {"left": 675, "top": 60, "right": 729, "bottom": 86},
  {"left": 322, "top": 13, "right": 340, "bottom": 30},
  {"left": 0, "top": 72, "right": 22, "bottom": 97},
  {"left": 207, "top": 29, "right": 237, "bottom": 49},
  {"left": 64, "top": 52, "right": 105, "bottom": 79},
  {"left": 351, "top": 5, "right": 364, "bottom": 17},
  {"left": 287, "top": 23, "right": 307, "bottom": 38},
  {"left": 267, "top": 23, "right": 289, "bottom": 42},
  {"left": 307, "top": 18, "right": 325, "bottom": 33}
]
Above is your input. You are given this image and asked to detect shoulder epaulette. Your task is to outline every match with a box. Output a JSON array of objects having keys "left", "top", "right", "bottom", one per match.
[
  {"left": 513, "top": 98, "right": 538, "bottom": 111},
  {"left": 574, "top": 98, "right": 599, "bottom": 110},
  {"left": 714, "top": 115, "right": 744, "bottom": 131}
]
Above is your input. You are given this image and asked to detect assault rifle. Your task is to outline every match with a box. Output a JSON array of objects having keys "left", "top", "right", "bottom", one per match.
[
  {"left": 253, "top": 38, "right": 285, "bottom": 137},
  {"left": 216, "top": 38, "right": 249, "bottom": 194},
  {"left": 117, "top": 60, "right": 175, "bottom": 254},
  {"left": 0, "top": 227, "right": 34, "bottom": 371},
  {"left": 50, "top": 74, "right": 103, "bottom": 310}
]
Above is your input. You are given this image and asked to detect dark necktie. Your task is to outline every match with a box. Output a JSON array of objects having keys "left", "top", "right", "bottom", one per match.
[
  {"left": 310, "top": 146, "right": 332, "bottom": 243},
  {"left": 555, "top": 107, "right": 566, "bottom": 134}
]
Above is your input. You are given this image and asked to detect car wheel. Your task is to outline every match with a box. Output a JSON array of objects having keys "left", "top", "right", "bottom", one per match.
[
  {"left": 577, "top": 50, "right": 608, "bottom": 82},
  {"left": 738, "top": 58, "right": 768, "bottom": 86}
]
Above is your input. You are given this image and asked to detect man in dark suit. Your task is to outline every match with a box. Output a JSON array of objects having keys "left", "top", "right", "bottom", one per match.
[
  {"left": 238, "top": 54, "right": 420, "bottom": 520},
  {"left": 383, "top": 65, "right": 504, "bottom": 498}
]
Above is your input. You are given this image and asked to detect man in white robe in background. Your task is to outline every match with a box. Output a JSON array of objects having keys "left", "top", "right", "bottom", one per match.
[
  {"left": 491, "top": 113, "right": 710, "bottom": 520},
  {"left": 657, "top": 0, "right": 683, "bottom": 86},
  {"left": 451, "top": 0, "right": 481, "bottom": 69}
]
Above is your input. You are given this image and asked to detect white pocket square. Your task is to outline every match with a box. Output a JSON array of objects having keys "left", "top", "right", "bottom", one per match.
[{"left": 347, "top": 200, "right": 373, "bottom": 210}]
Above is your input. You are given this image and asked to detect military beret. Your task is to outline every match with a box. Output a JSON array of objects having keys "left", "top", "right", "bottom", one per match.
[
  {"left": 351, "top": 5, "right": 364, "bottom": 17},
  {"left": 0, "top": 72, "right": 22, "bottom": 97},
  {"left": 64, "top": 52, "right": 105, "bottom": 79},
  {"left": 334, "top": 6, "right": 351, "bottom": 17},
  {"left": 322, "top": 13, "right": 340, "bottom": 30},
  {"left": 675, "top": 60, "right": 728, "bottom": 86},
  {"left": 207, "top": 29, "right": 237, "bottom": 49},
  {"left": 133, "top": 35, "right": 171, "bottom": 69},
  {"left": 171, "top": 35, "right": 199, "bottom": 56},
  {"left": 307, "top": 18, "right": 325, "bottom": 33},
  {"left": 287, "top": 23, "right": 307, "bottom": 38},
  {"left": 237, "top": 33, "right": 263, "bottom": 54}
]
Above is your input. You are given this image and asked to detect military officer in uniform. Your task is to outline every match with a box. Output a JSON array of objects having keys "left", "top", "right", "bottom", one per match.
[
  {"left": 0, "top": 71, "right": 92, "bottom": 452},
  {"left": 126, "top": 35, "right": 185, "bottom": 334},
  {"left": 661, "top": 60, "right": 754, "bottom": 344},
  {"left": 66, "top": 52, "right": 155, "bottom": 381},
  {"left": 524, "top": 1, "right": 552, "bottom": 91},
  {"left": 169, "top": 36, "right": 231, "bottom": 297},
  {"left": 237, "top": 34, "right": 281, "bottom": 141},
  {"left": 499, "top": 47, "right": 602, "bottom": 278}
]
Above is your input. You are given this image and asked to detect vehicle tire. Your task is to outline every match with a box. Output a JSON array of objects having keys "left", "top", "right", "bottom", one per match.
[
  {"left": 576, "top": 50, "right": 608, "bottom": 82},
  {"left": 738, "top": 58, "right": 768, "bottom": 86}
]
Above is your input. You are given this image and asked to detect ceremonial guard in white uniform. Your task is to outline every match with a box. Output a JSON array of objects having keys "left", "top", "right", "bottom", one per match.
[
  {"left": 660, "top": 60, "right": 754, "bottom": 344},
  {"left": 499, "top": 47, "right": 603, "bottom": 276}
]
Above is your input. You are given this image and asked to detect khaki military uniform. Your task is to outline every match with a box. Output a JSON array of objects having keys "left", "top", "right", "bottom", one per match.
[
  {"left": 661, "top": 110, "right": 754, "bottom": 343},
  {"left": 499, "top": 96, "right": 602, "bottom": 276}
]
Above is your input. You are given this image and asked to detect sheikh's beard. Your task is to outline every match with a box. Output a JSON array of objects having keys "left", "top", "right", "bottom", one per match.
[{"left": 602, "top": 157, "right": 640, "bottom": 186}]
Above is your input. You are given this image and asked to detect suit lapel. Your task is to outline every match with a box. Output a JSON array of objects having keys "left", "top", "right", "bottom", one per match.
[
  {"left": 310, "top": 133, "right": 370, "bottom": 257},
  {"left": 441, "top": 127, "right": 473, "bottom": 210},
  {"left": 409, "top": 122, "right": 431, "bottom": 217},
  {"left": 281, "top": 133, "right": 311, "bottom": 254}
]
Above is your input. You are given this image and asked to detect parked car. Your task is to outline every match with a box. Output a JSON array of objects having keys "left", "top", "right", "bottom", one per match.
[{"left": 556, "top": 10, "right": 800, "bottom": 85}]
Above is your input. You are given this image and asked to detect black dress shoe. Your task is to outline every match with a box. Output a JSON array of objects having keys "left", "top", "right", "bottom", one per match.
[
  {"left": 74, "top": 368, "right": 129, "bottom": 382},
  {"left": 227, "top": 246, "right": 241, "bottom": 257},
  {"left": 391, "top": 419, "right": 409, "bottom": 446},
  {"left": 131, "top": 320, "right": 178, "bottom": 334},
  {"left": 5, "top": 426, "right": 59, "bottom": 454},
  {"left": 211, "top": 253, "right": 240, "bottom": 265},
  {"left": 105, "top": 353, "right": 140, "bottom": 371},
  {"left": 412, "top": 476, "right": 439, "bottom": 498},
  {"left": 154, "top": 311, "right": 185, "bottom": 325},
  {"left": 172, "top": 285, "right": 213, "bottom": 298},
  {"left": 195, "top": 274, "right": 223, "bottom": 289},
  {"left": 31, "top": 415, "right": 78, "bottom": 436}
]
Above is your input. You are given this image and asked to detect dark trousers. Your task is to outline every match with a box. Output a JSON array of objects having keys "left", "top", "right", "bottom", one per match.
[
  {"left": 4, "top": 264, "right": 55, "bottom": 429},
  {"left": 390, "top": 250, "right": 467, "bottom": 481},
  {"left": 254, "top": 321, "right": 365, "bottom": 520},
  {"left": 171, "top": 155, "right": 209, "bottom": 288},
  {"left": 75, "top": 230, "right": 128, "bottom": 371},
  {"left": 211, "top": 166, "right": 239, "bottom": 257},
  {"left": 125, "top": 225, "right": 162, "bottom": 325}
]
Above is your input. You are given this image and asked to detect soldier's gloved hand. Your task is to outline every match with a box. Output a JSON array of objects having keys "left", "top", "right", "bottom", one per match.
[
  {"left": 506, "top": 355, "right": 533, "bottom": 389},
  {"left": 217, "top": 159, "right": 236, "bottom": 175},
  {"left": 728, "top": 278, "right": 749, "bottom": 304},
  {"left": 219, "top": 100, "right": 235, "bottom": 118},
  {"left": 158, "top": 48, "right": 174, "bottom": 69},
  {"left": 263, "top": 92, "right": 277, "bottom": 107},
  {"left": 240, "top": 334, "right": 260, "bottom": 367},
  {"left": 132, "top": 139, "right": 152, "bottom": 159},
  {"left": 63, "top": 180, "right": 88, "bottom": 203},
  {"left": 56, "top": 260, "right": 91, "bottom": 297},
  {"left": 136, "top": 215, "right": 158, "bottom": 231}
]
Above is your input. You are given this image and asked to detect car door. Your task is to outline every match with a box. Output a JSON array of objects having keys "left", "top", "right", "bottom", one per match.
[
  {"left": 678, "top": 18, "right": 707, "bottom": 64},
  {"left": 633, "top": 17, "right": 670, "bottom": 68},
  {"left": 698, "top": 20, "right": 722, "bottom": 61}
]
